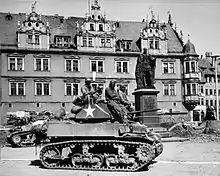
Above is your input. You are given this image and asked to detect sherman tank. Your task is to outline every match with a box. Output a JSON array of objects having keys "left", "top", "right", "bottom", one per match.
[{"left": 39, "top": 102, "right": 163, "bottom": 172}]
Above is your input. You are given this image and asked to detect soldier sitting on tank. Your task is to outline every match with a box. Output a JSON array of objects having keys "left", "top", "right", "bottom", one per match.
[
  {"left": 93, "top": 86, "right": 106, "bottom": 104},
  {"left": 105, "top": 81, "right": 131, "bottom": 123},
  {"left": 71, "top": 95, "right": 85, "bottom": 116},
  {"left": 117, "top": 84, "right": 134, "bottom": 112},
  {"left": 81, "top": 78, "right": 96, "bottom": 104}
]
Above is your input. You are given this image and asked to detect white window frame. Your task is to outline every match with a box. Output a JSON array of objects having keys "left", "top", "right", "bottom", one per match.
[
  {"left": 34, "top": 58, "right": 50, "bottom": 71},
  {"left": 163, "top": 84, "right": 176, "bottom": 96},
  {"left": 8, "top": 57, "right": 24, "bottom": 71},
  {"left": 65, "top": 59, "right": 80, "bottom": 72},
  {"left": 34, "top": 82, "right": 51, "bottom": 96},
  {"left": 64, "top": 83, "right": 79, "bottom": 96},
  {"left": 162, "top": 62, "right": 175, "bottom": 74},
  {"left": 90, "top": 60, "right": 104, "bottom": 72},
  {"left": 185, "top": 83, "right": 198, "bottom": 95},
  {"left": 184, "top": 61, "right": 198, "bottom": 73},
  {"left": 9, "top": 82, "right": 26, "bottom": 96},
  {"left": 115, "top": 61, "right": 129, "bottom": 73}
]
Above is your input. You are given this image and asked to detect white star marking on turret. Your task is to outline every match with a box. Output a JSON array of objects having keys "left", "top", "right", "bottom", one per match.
[{"left": 83, "top": 104, "right": 95, "bottom": 118}]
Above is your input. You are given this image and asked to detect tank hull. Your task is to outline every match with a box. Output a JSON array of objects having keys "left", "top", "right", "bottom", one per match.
[{"left": 39, "top": 120, "right": 163, "bottom": 171}]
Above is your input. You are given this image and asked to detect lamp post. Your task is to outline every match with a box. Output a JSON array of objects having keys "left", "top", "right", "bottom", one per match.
[{"left": 213, "top": 55, "right": 220, "bottom": 121}]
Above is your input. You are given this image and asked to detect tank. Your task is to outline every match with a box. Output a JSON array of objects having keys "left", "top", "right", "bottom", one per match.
[
  {"left": 6, "top": 111, "right": 52, "bottom": 147},
  {"left": 39, "top": 102, "right": 163, "bottom": 172}
]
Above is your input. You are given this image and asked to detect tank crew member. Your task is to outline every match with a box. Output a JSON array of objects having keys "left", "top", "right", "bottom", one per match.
[
  {"left": 93, "top": 86, "right": 106, "bottom": 104},
  {"left": 81, "top": 78, "right": 95, "bottom": 104},
  {"left": 105, "top": 81, "right": 130, "bottom": 123},
  {"left": 117, "top": 84, "right": 134, "bottom": 112},
  {"left": 71, "top": 96, "right": 85, "bottom": 115}
]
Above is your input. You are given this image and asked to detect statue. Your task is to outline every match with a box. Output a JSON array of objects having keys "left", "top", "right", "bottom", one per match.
[{"left": 135, "top": 48, "right": 156, "bottom": 89}]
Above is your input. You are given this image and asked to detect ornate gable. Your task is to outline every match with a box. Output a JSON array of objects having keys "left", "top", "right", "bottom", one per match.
[{"left": 17, "top": 2, "right": 50, "bottom": 49}]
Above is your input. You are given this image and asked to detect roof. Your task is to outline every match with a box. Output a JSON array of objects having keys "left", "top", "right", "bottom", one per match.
[
  {"left": 183, "top": 40, "right": 197, "bottom": 55},
  {"left": 0, "top": 12, "right": 183, "bottom": 53}
]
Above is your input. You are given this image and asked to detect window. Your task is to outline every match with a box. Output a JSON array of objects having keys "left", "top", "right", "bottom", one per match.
[
  {"left": 65, "top": 83, "right": 79, "bottom": 96},
  {"left": 100, "top": 38, "right": 105, "bottom": 47},
  {"left": 191, "top": 62, "right": 195, "bottom": 73},
  {"left": 185, "top": 83, "right": 198, "bottom": 95},
  {"left": 185, "top": 61, "right": 197, "bottom": 73},
  {"left": 149, "top": 39, "right": 154, "bottom": 49},
  {"left": 28, "top": 35, "right": 33, "bottom": 44},
  {"left": 170, "top": 84, "right": 175, "bottom": 95},
  {"left": 8, "top": 57, "right": 24, "bottom": 71},
  {"left": 155, "top": 40, "right": 159, "bottom": 49},
  {"left": 55, "top": 36, "right": 70, "bottom": 48},
  {"left": 34, "top": 58, "right": 50, "bottom": 71},
  {"left": 162, "top": 62, "right": 175, "bottom": 74},
  {"left": 200, "top": 85, "right": 204, "bottom": 94},
  {"left": 192, "top": 84, "right": 197, "bottom": 95},
  {"left": 185, "top": 62, "right": 190, "bottom": 73},
  {"left": 35, "top": 82, "right": 51, "bottom": 96},
  {"left": 206, "top": 100, "right": 209, "bottom": 106},
  {"left": 206, "top": 89, "right": 208, "bottom": 95},
  {"left": 100, "top": 38, "right": 111, "bottom": 48},
  {"left": 116, "top": 61, "right": 129, "bottom": 73},
  {"left": 99, "top": 24, "right": 103, "bottom": 31},
  {"left": 9, "top": 82, "right": 25, "bottom": 96},
  {"left": 210, "top": 100, "right": 213, "bottom": 106},
  {"left": 201, "top": 98, "right": 204, "bottom": 105},
  {"left": 82, "top": 37, "right": 87, "bottom": 47},
  {"left": 163, "top": 84, "right": 169, "bottom": 95},
  {"left": 88, "top": 38, "right": 93, "bottom": 47},
  {"left": 35, "top": 35, "right": 39, "bottom": 45},
  {"left": 65, "top": 59, "right": 80, "bottom": 72},
  {"left": 210, "top": 89, "right": 213, "bottom": 95},
  {"left": 90, "top": 24, "right": 95, "bottom": 31},
  {"left": 163, "top": 84, "right": 176, "bottom": 96},
  {"left": 90, "top": 60, "right": 104, "bottom": 72}
]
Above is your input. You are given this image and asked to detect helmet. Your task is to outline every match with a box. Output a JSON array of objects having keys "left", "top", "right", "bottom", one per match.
[{"left": 85, "top": 78, "right": 92, "bottom": 84}]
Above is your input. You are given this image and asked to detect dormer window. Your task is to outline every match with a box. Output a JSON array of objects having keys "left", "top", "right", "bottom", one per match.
[
  {"left": 28, "top": 35, "right": 33, "bottom": 44},
  {"left": 88, "top": 38, "right": 93, "bottom": 47},
  {"left": 99, "top": 24, "right": 104, "bottom": 31},
  {"left": 90, "top": 24, "right": 95, "bottom": 31},
  {"left": 149, "top": 39, "right": 154, "bottom": 49},
  {"left": 155, "top": 39, "right": 159, "bottom": 49},
  {"left": 100, "top": 38, "right": 111, "bottom": 48},
  {"left": 55, "top": 36, "right": 71, "bottom": 48},
  {"left": 35, "top": 35, "right": 39, "bottom": 45}
]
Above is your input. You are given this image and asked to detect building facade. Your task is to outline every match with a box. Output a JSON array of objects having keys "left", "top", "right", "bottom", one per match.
[{"left": 0, "top": 0, "right": 204, "bottom": 124}]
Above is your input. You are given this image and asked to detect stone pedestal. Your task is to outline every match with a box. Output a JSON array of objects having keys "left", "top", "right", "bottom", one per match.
[{"left": 132, "top": 89, "right": 160, "bottom": 126}]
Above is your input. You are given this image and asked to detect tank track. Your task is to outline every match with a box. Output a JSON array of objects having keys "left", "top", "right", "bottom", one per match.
[{"left": 39, "top": 139, "right": 160, "bottom": 172}]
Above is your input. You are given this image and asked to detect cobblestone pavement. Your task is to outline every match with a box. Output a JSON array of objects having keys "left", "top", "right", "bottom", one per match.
[{"left": 1, "top": 142, "right": 220, "bottom": 176}]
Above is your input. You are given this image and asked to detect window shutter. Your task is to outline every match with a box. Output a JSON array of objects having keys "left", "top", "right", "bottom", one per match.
[
  {"left": 48, "top": 58, "right": 51, "bottom": 71},
  {"left": 34, "top": 58, "right": 36, "bottom": 71},
  {"left": 22, "top": 58, "right": 25, "bottom": 71},
  {"left": 49, "top": 82, "right": 52, "bottom": 95},
  {"left": 102, "top": 60, "right": 105, "bottom": 73},
  {"left": 64, "top": 59, "right": 67, "bottom": 72},
  {"left": 34, "top": 82, "right": 37, "bottom": 95},
  {"left": 64, "top": 83, "right": 67, "bottom": 96},
  {"left": 7, "top": 57, "right": 10, "bottom": 70},
  {"left": 78, "top": 60, "right": 80, "bottom": 72},
  {"left": 8, "top": 82, "right": 11, "bottom": 95},
  {"left": 23, "top": 82, "right": 26, "bottom": 96}
]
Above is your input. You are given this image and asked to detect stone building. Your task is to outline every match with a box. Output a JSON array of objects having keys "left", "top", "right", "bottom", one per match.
[{"left": 0, "top": 0, "right": 203, "bottom": 124}]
